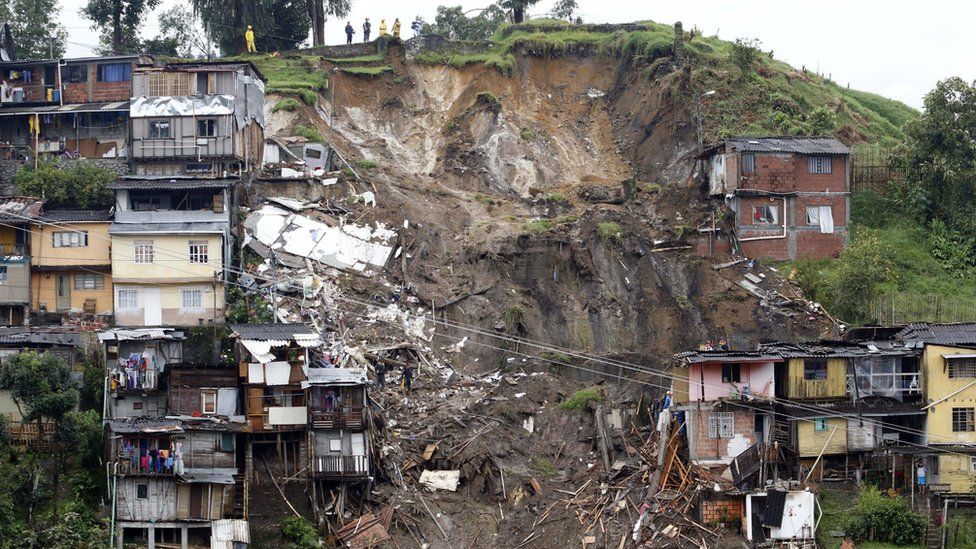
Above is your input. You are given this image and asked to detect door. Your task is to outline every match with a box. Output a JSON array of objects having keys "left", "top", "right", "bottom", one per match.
[
  {"left": 56, "top": 274, "right": 71, "bottom": 310},
  {"left": 754, "top": 414, "right": 766, "bottom": 446},
  {"left": 189, "top": 485, "right": 204, "bottom": 518},
  {"left": 143, "top": 287, "right": 162, "bottom": 325}
]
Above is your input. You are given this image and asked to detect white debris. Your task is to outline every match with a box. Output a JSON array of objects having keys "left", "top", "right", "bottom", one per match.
[{"left": 419, "top": 470, "right": 460, "bottom": 492}]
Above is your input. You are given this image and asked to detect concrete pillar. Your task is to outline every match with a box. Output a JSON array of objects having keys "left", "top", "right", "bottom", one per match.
[
  {"left": 147, "top": 525, "right": 155, "bottom": 549},
  {"left": 181, "top": 526, "right": 189, "bottom": 549},
  {"left": 115, "top": 526, "right": 124, "bottom": 549}
]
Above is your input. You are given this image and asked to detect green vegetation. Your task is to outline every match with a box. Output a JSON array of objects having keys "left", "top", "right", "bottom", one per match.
[
  {"left": 356, "top": 159, "right": 379, "bottom": 170},
  {"left": 13, "top": 161, "right": 115, "bottom": 209},
  {"left": 272, "top": 97, "right": 301, "bottom": 112},
  {"left": 558, "top": 386, "right": 603, "bottom": 410},
  {"left": 532, "top": 456, "right": 559, "bottom": 477},
  {"left": 339, "top": 65, "right": 394, "bottom": 77},
  {"left": 326, "top": 53, "right": 385, "bottom": 64},
  {"left": 543, "top": 192, "right": 565, "bottom": 202},
  {"left": 522, "top": 219, "right": 552, "bottom": 233},
  {"left": 476, "top": 91, "right": 502, "bottom": 109},
  {"left": 226, "top": 54, "right": 328, "bottom": 98},
  {"left": 294, "top": 124, "right": 325, "bottom": 142},
  {"left": 597, "top": 221, "right": 623, "bottom": 244},
  {"left": 539, "top": 351, "right": 574, "bottom": 364},
  {"left": 520, "top": 126, "right": 535, "bottom": 141},
  {"left": 842, "top": 487, "right": 926, "bottom": 546},
  {"left": 504, "top": 305, "right": 526, "bottom": 333},
  {"left": 945, "top": 512, "right": 976, "bottom": 548},
  {"left": 281, "top": 515, "right": 322, "bottom": 548}
]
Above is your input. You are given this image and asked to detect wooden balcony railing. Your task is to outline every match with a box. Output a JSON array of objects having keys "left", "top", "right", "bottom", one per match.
[
  {"left": 313, "top": 455, "right": 369, "bottom": 477},
  {"left": 310, "top": 406, "right": 365, "bottom": 430}
]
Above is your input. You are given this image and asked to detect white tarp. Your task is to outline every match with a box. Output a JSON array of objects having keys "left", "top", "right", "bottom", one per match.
[
  {"left": 306, "top": 367, "right": 368, "bottom": 386},
  {"left": 264, "top": 362, "right": 292, "bottom": 386},
  {"left": 419, "top": 470, "right": 460, "bottom": 492},
  {"left": 240, "top": 338, "right": 286, "bottom": 363},
  {"left": 217, "top": 388, "right": 237, "bottom": 416},
  {"left": 130, "top": 95, "right": 235, "bottom": 118},
  {"left": 268, "top": 406, "right": 307, "bottom": 425},
  {"left": 247, "top": 363, "right": 265, "bottom": 384},
  {"left": 244, "top": 205, "right": 395, "bottom": 273}
]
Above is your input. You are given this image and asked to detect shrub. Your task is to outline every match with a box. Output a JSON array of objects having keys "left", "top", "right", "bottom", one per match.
[
  {"left": 597, "top": 221, "right": 623, "bottom": 243},
  {"left": 293, "top": 124, "right": 324, "bottom": 142},
  {"left": 272, "top": 98, "right": 301, "bottom": 112},
  {"left": 13, "top": 161, "right": 115, "bottom": 209},
  {"left": 281, "top": 516, "right": 321, "bottom": 548},
  {"left": 842, "top": 487, "right": 926, "bottom": 546},
  {"left": 520, "top": 126, "right": 535, "bottom": 141},
  {"left": 539, "top": 351, "right": 574, "bottom": 364},
  {"left": 522, "top": 219, "right": 552, "bottom": 233},
  {"left": 558, "top": 387, "right": 602, "bottom": 410},
  {"left": 807, "top": 105, "right": 837, "bottom": 134},
  {"left": 356, "top": 159, "right": 379, "bottom": 170},
  {"left": 298, "top": 89, "right": 318, "bottom": 105},
  {"left": 833, "top": 233, "right": 896, "bottom": 323},
  {"left": 729, "top": 37, "right": 762, "bottom": 75},
  {"left": 532, "top": 456, "right": 558, "bottom": 477},
  {"left": 504, "top": 305, "right": 525, "bottom": 333}
]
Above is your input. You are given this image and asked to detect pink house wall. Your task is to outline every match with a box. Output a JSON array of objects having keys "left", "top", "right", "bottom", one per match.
[{"left": 687, "top": 361, "right": 776, "bottom": 401}]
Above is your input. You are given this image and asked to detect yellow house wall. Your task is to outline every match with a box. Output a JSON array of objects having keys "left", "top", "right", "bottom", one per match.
[
  {"left": 937, "top": 454, "right": 975, "bottom": 494},
  {"left": 924, "top": 344, "right": 976, "bottom": 445},
  {"left": 29, "top": 222, "right": 112, "bottom": 266},
  {"left": 111, "top": 234, "right": 223, "bottom": 282},
  {"left": 797, "top": 417, "right": 847, "bottom": 457},
  {"left": 787, "top": 357, "right": 847, "bottom": 399},
  {"left": 31, "top": 272, "right": 114, "bottom": 314},
  {"left": 0, "top": 226, "right": 17, "bottom": 247}
]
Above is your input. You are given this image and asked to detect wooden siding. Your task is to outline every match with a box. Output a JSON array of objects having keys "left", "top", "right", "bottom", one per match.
[
  {"left": 168, "top": 370, "right": 238, "bottom": 415},
  {"left": 115, "top": 478, "right": 179, "bottom": 521},
  {"left": 180, "top": 431, "right": 236, "bottom": 469},
  {"left": 786, "top": 358, "right": 847, "bottom": 399},
  {"left": 796, "top": 417, "right": 847, "bottom": 457}
]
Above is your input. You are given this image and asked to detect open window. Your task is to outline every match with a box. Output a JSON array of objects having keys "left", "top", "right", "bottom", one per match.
[
  {"left": 803, "top": 358, "right": 828, "bottom": 380},
  {"left": 722, "top": 363, "right": 741, "bottom": 383},
  {"left": 753, "top": 205, "right": 779, "bottom": 225},
  {"left": 201, "top": 389, "right": 217, "bottom": 415}
]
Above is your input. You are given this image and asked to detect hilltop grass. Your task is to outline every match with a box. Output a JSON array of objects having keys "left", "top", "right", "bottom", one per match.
[
  {"left": 339, "top": 65, "right": 394, "bottom": 77},
  {"left": 226, "top": 54, "right": 328, "bottom": 98},
  {"left": 558, "top": 387, "right": 603, "bottom": 410},
  {"left": 326, "top": 53, "right": 385, "bottom": 64}
]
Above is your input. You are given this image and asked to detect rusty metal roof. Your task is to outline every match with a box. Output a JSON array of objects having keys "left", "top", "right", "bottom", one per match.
[
  {"left": 712, "top": 136, "right": 850, "bottom": 155},
  {"left": 0, "top": 196, "right": 44, "bottom": 223}
]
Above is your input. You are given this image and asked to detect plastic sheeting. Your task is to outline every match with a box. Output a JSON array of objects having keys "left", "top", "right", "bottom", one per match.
[
  {"left": 240, "top": 338, "right": 286, "bottom": 363},
  {"left": 217, "top": 388, "right": 238, "bottom": 416},
  {"left": 264, "top": 362, "right": 292, "bottom": 386},
  {"left": 130, "top": 95, "right": 235, "bottom": 118},
  {"left": 851, "top": 356, "right": 918, "bottom": 400},
  {"left": 268, "top": 406, "right": 307, "bottom": 425}
]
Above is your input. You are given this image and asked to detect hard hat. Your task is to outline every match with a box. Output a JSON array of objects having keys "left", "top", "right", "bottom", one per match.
[{"left": 247, "top": 25, "right": 253, "bottom": 29}]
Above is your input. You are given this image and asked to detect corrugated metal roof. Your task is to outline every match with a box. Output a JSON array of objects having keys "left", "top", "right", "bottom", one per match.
[
  {"left": 0, "top": 196, "right": 44, "bottom": 222},
  {"left": 0, "top": 101, "right": 130, "bottom": 117},
  {"left": 782, "top": 396, "right": 926, "bottom": 418},
  {"left": 0, "top": 326, "right": 84, "bottom": 346},
  {"left": 675, "top": 350, "right": 782, "bottom": 364},
  {"left": 211, "top": 519, "right": 250, "bottom": 543},
  {"left": 180, "top": 468, "right": 237, "bottom": 484},
  {"left": 229, "top": 323, "right": 318, "bottom": 341},
  {"left": 108, "top": 178, "right": 236, "bottom": 190},
  {"left": 107, "top": 417, "right": 184, "bottom": 434},
  {"left": 896, "top": 323, "right": 976, "bottom": 347},
  {"left": 109, "top": 221, "right": 227, "bottom": 235},
  {"left": 757, "top": 341, "right": 912, "bottom": 358},
  {"left": 720, "top": 136, "right": 850, "bottom": 155},
  {"left": 38, "top": 209, "right": 113, "bottom": 223}
]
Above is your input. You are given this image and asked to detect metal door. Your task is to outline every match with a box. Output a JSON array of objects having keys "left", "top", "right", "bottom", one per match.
[{"left": 143, "top": 287, "right": 162, "bottom": 325}]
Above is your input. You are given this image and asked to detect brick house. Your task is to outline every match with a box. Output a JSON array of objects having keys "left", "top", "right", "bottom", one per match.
[{"left": 702, "top": 136, "right": 851, "bottom": 260}]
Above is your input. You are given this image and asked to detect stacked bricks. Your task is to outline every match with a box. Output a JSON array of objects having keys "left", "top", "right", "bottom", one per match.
[{"left": 700, "top": 497, "right": 744, "bottom": 528}]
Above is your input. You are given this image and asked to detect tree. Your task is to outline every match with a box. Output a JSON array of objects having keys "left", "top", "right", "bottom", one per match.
[
  {"left": 499, "top": 0, "right": 541, "bottom": 24},
  {"left": 429, "top": 5, "right": 507, "bottom": 41},
  {"left": 807, "top": 105, "right": 837, "bottom": 135},
  {"left": 192, "top": 0, "right": 310, "bottom": 54},
  {"left": 306, "top": 0, "right": 351, "bottom": 47},
  {"left": 13, "top": 162, "right": 115, "bottom": 209},
  {"left": 833, "top": 234, "right": 895, "bottom": 323},
  {"left": 144, "top": 3, "right": 210, "bottom": 57},
  {"left": 893, "top": 77, "right": 976, "bottom": 230},
  {"left": 729, "top": 37, "right": 762, "bottom": 76},
  {"left": 551, "top": 0, "right": 578, "bottom": 21},
  {"left": 6, "top": 0, "right": 68, "bottom": 59},
  {"left": 81, "top": 0, "right": 161, "bottom": 54}
]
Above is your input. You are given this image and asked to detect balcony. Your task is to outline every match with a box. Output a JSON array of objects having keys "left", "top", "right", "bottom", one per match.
[
  {"left": 310, "top": 405, "right": 365, "bottom": 430},
  {"left": 313, "top": 455, "right": 369, "bottom": 478},
  {"left": 114, "top": 453, "right": 179, "bottom": 476},
  {"left": 0, "top": 243, "right": 29, "bottom": 259},
  {"left": 114, "top": 209, "right": 229, "bottom": 224}
]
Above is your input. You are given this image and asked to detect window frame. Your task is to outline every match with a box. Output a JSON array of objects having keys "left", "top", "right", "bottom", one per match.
[
  {"left": 136, "top": 483, "right": 149, "bottom": 499},
  {"left": 952, "top": 407, "right": 975, "bottom": 433},
  {"left": 753, "top": 205, "right": 779, "bottom": 225},
  {"left": 947, "top": 357, "right": 976, "bottom": 379},
  {"left": 74, "top": 273, "right": 105, "bottom": 290},
  {"left": 808, "top": 155, "right": 833, "bottom": 174},
  {"left": 0, "top": 266, "right": 7, "bottom": 281},
  {"left": 200, "top": 389, "right": 217, "bottom": 415},
  {"left": 188, "top": 240, "right": 209, "bottom": 264},
  {"left": 52, "top": 230, "right": 89, "bottom": 248},
  {"left": 148, "top": 119, "right": 172, "bottom": 139},
  {"left": 196, "top": 118, "right": 217, "bottom": 137},
  {"left": 742, "top": 153, "right": 756, "bottom": 175},
  {"left": 803, "top": 358, "right": 829, "bottom": 380},
  {"left": 61, "top": 65, "right": 88, "bottom": 84},
  {"left": 814, "top": 418, "right": 829, "bottom": 432},
  {"left": 722, "top": 363, "right": 741, "bottom": 384},
  {"left": 117, "top": 288, "right": 139, "bottom": 309},
  {"left": 707, "top": 412, "right": 735, "bottom": 439},
  {"left": 220, "top": 432, "right": 235, "bottom": 452},
  {"left": 133, "top": 241, "right": 155, "bottom": 264},
  {"left": 182, "top": 288, "right": 203, "bottom": 309},
  {"left": 806, "top": 206, "right": 833, "bottom": 226},
  {"left": 96, "top": 63, "right": 131, "bottom": 83}
]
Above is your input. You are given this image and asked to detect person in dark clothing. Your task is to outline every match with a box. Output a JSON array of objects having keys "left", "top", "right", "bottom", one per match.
[
  {"left": 345, "top": 22, "right": 355, "bottom": 44},
  {"left": 402, "top": 363, "right": 414, "bottom": 391},
  {"left": 376, "top": 362, "right": 387, "bottom": 388},
  {"left": 363, "top": 18, "right": 372, "bottom": 42}
]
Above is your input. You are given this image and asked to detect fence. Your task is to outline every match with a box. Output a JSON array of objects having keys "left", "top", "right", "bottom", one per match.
[
  {"left": 851, "top": 144, "right": 903, "bottom": 194},
  {"left": 869, "top": 293, "right": 976, "bottom": 326}
]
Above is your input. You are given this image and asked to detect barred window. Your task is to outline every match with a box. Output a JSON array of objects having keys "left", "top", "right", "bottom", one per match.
[
  {"left": 948, "top": 357, "right": 976, "bottom": 379},
  {"left": 808, "top": 156, "right": 833, "bottom": 174},
  {"left": 74, "top": 273, "right": 104, "bottom": 290},
  {"left": 182, "top": 289, "right": 203, "bottom": 309},
  {"left": 952, "top": 408, "right": 975, "bottom": 432},
  {"left": 188, "top": 240, "right": 208, "bottom": 264},
  {"left": 133, "top": 241, "right": 154, "bottom": 263},
  {"left": 117, "top": 289, "right": 138, "bottom": 309},
  {"left": 707, "top": 412, "right": 734, "bottom": 439},
  {"left": 145, "top": 72, "right": 192, "bottom": 96},
  {"left": 52, "top": 231, "right": 88, "bottom": 247},
  {"left": 742, "top": 154, "right": 756, "bottom": 175}
]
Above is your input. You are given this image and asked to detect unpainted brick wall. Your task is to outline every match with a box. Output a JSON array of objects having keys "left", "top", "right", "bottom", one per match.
[{"left": 700, "top": 497, "right": 744, "bottom": 528}]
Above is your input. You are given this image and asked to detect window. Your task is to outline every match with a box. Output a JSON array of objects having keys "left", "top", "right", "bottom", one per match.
[
  {"left": 753, "top": 205, "right": 779, "bottom": 225},
  {"left": 97, "top": 63, "right": 131, "bottom": 82},
  {"left": 814, "top": 418, "right": 829, "bottom": 431},
  {"left": 948, "top": 357, "right": 976, "bottom": 379},
  {"left": 185, "top": 163, "right": 213, "bottom": 174},
  {"left": 201, "top": 390, "right": 217, "bottom": 415},
  {"left": 52, "top": 230, "right": 88, "bottom": 247},
  {"left": 188, "top": 241, "right": 208, "bottom": 264},
  {"left": 74, "top": 273, "right": 105, "bottom": 290},
  {"left": 136, "top": 484, "right": 149, "bottom": 499},
  {"left": 971, "top": 457, "right": 976, "bottom": 473},
  {"left": 220, "top": 433, "right": 235, "bottom": 452},
  {"left": 708, "top": 412, "right": 734, "bottom": 439},
  {"left": 0, "top": 266, "right": 6, "bottom": 281},
  {"left": 197, "top": 119, "right": 217, "bottom": 137},
  {"left": 808, "top": 156, "right": 832, "bottom": 174},
  {"left": 952, "top": 408, "right": 975, "bottom": 432},
  {"left": 806, "top": 206, "right": 833, "bottom": 226},
  {"left": 132, "top": 197, "right": 160, "bottom": 211},
  {"left": 305, "top": 148, "right": 322, "bottom": 159},
  {"left": 117, "top": 288, "right": 139, "bottom": 309},
  {"left": 134, "top": 241, "right": 154, "bottom": 263},
  {"left": 148, "top": 120, "right": 171, "bottom": 139},
  {"left": 61, "top": 65, "right": 87, "bottom": 83},
  {"left": 804, "top": 358, "right": 828, "bottom": 380},
  {"left": 742, "top": 154, "right": 756, "bottom": 175},
  {"left": 722, "top": 363, "right": 741, "bottom": 383},
  {"left": 182, "top": 289, "right": 203, "bottom": 309},
  {"left": 146, "top": 72, "right": 192, "bottom": 96}
]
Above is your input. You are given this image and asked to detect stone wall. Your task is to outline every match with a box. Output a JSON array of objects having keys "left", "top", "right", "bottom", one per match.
[{"left": 0, "top": 157, "right": 129, "bottom": 196}]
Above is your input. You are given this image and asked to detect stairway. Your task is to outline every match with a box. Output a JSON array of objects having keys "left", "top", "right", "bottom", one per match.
[
  {"left": 230, "top": 474, "right": 248, "bottom": 519},
  {"left": 923, "top": 498, "right": 941, "bottom": 549}
]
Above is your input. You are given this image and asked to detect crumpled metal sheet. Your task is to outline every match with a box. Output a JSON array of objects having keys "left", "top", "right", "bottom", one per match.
[{"left": 130, "top": 94, "right": 235, "bottom": 117}]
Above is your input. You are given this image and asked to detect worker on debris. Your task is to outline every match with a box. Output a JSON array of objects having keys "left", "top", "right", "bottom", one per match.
[
  {"left": 392, "top": 18, "right": 401, "bottom": 38},
  {"left": 379, "top": 19, "right": 388, "bottom": 36},
  {"left": 345, "top": 21, "right": 355, "bottom": 45},
  {"left": 376, "top": 361, "right": 387, "bottom": 389},
  {"left": 363, "top": 18, "right": 372, "bottom": 42},
  {"left": 245, "top": 25, "right": 257, "bottom": 53},
  {"left": 402, "top": 361, "right": 414, "bottom": 392}
]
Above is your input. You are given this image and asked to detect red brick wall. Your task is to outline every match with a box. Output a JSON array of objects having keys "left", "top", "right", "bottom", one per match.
[
  {"left": 736, "top": 192, "right": 848, "bottom": 261},
  {"left": 690, "top": 409, "right": 756, "bottom": 461},
  {"left": 60, "top": 64, "right": 134, "bottom": 104},
  {"left": 737, "top": 153, "right": 847, "bottom": 193},
  {"left": 701, "top": 497, "right": 744, "bottom": 528}
]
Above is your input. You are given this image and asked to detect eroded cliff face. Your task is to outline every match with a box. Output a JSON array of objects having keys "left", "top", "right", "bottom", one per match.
[{"left": 264, "top": 44, "right": 830, "bottom": 376}]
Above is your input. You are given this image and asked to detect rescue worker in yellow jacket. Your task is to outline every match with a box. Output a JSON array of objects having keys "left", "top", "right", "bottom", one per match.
[
  {"left": 392, "top": 18, "right": 401, "bottom": 38},
  {"left": 245, "top": 25, "right": 257, "bottom": 53},
  {"left": 379, "top": 19, "right": 388, "bottom": 36}
]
